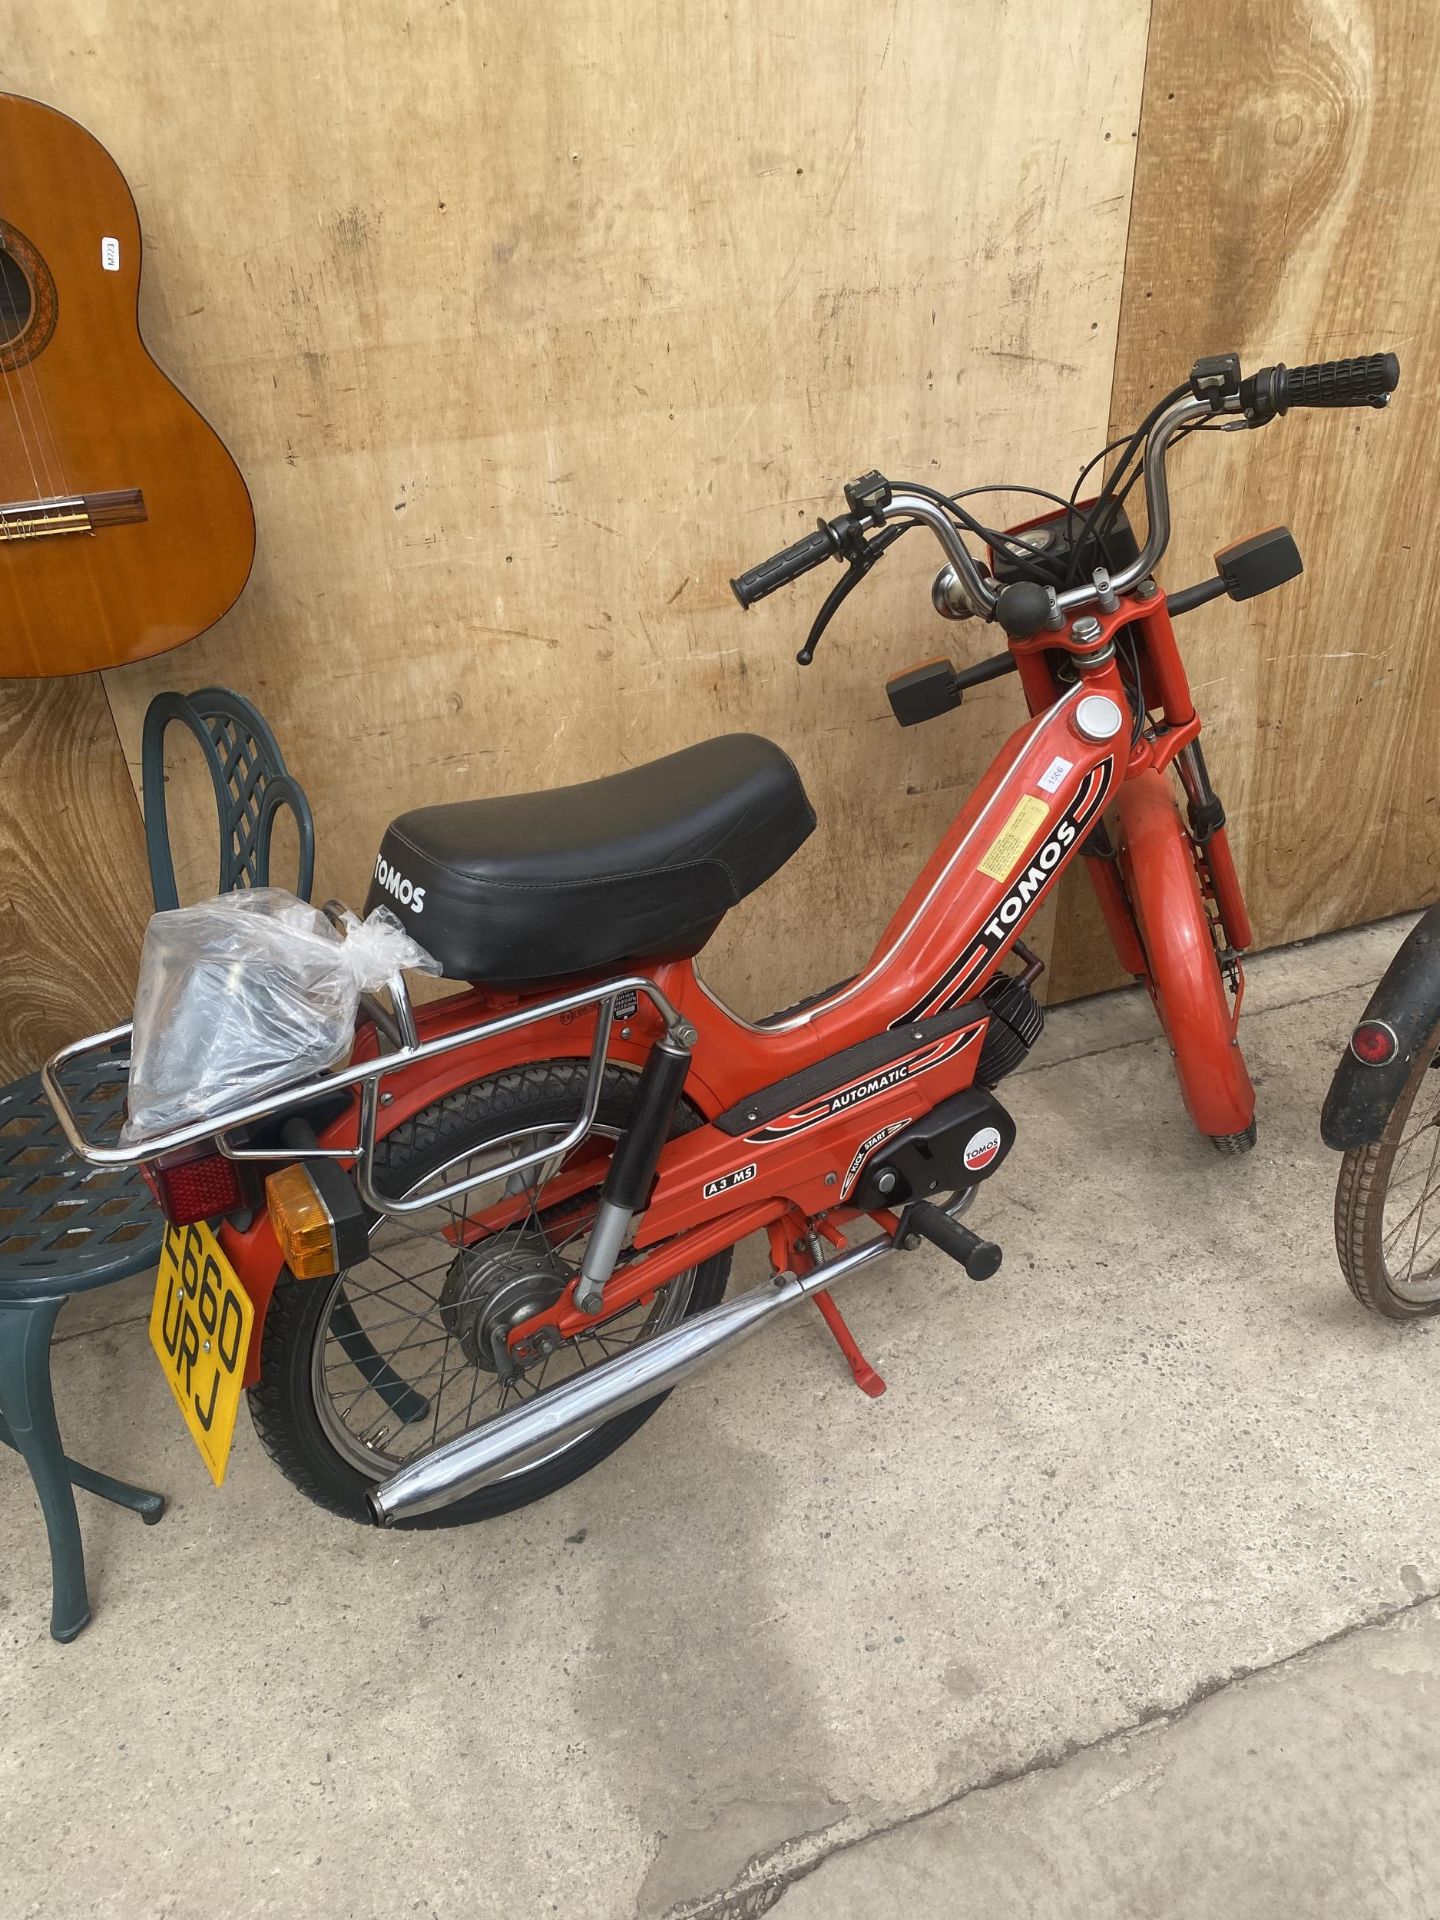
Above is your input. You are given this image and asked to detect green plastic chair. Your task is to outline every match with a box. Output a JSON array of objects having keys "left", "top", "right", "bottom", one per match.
[{"left": 0, "top": 688, "right": 313, "bottom": 1640}]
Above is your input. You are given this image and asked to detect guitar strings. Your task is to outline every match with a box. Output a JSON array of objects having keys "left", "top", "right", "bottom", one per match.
[
  {"left": 0, "top": 237, "right": 52, "bottom": 499},
  {"left": 0, "top": 228, "right": 72, "bottom": 511},
  {"left": 0, "top": 255, "right": 70, "bottom": 513},
  {"left": 0, "top": 231, "right": 49, "bottom": 514},
  {"left": 12, "top": 293, "right": 72, "bottom": 508}
]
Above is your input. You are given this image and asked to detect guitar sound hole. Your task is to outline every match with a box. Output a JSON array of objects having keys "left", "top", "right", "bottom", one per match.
[
  {"left": 0, "top": 224, "right": 56, "bottom": 371},
  {"left": 0, "top": 246, "right": 32, "bottom": 345}
]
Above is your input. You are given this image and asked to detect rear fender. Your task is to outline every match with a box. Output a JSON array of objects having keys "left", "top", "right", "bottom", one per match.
[
  {"left": 220, "top": 982, "right": 724, "bottom": 1386},
  {"left": 1321, "top": 904, "right": 1440, "bottom": 1150}
]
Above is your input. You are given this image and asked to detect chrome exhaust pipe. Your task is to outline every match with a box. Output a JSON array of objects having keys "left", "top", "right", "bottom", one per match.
[{"left": 368, "top": 1216, "right": 910, "bottom": 1525}]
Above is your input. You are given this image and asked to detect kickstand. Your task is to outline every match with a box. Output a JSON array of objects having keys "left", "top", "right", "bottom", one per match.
[
  {"left": 768, "top": 1217, "right": 887, "bottom": 1399},
  {"left": 810, "top": 1288, "right": 886, "bottom": 1398}
]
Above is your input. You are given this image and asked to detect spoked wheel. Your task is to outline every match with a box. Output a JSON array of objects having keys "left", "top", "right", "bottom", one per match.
[
  {"left": 1335, "top": 1010, "right": 1440, "bottom": 1319},
  {"left": 249, "top": 1061, "right": 730, "bottom": 1524}
]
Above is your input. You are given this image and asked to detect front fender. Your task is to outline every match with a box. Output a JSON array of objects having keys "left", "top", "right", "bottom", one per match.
[{"left": 1321, "top": 903, "right": 1440, "bottom": 1151}]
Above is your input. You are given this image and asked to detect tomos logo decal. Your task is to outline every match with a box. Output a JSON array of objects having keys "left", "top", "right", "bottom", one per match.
[
  {"left": 893, "top": 756, "right": 1114, "bottom": 1026},
  {"left": 744, "top": 1026, "right": 984, "bottom": 1145},
  {"left": 962, "top": 1126, "right": 1002, "bottom": 1171},
  {"left": 374, "top": 854, "right": 426, "bottom": 915}
]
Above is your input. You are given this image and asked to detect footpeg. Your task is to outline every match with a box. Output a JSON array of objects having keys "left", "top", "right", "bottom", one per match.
[{"left": 900, "top": 1202, "right": 1002, "bottom": 1280}]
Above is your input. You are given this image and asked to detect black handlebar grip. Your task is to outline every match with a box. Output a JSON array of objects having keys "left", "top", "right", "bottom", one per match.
[
  {"left": 1281, "top": 352, "right": 1400, "bottom": 408},
  {"left": 730, "top": 525, "right": 838, "bottom": 609},
  {"left": 1244, "top": 352, "right": 1400, "bottom": 421}
]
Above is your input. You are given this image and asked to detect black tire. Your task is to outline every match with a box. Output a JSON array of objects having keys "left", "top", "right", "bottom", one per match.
[
  {"left": 248, "top": 1061, "right": 731, "bottom": 1525},
  {"left": 1335, "top": 1009, "right": 1440, "bottom": 1319}
]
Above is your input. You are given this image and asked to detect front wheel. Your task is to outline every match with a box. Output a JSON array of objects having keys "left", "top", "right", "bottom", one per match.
[
  {"left": 248, "top": 1060, "right": 731, "bottom": 1525},
  {"left": 1335, "top": 1008, "right": 1440, "bottom": 1318}
]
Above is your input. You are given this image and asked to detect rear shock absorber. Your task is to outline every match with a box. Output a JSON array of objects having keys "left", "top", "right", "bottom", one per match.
[{"left": 574, "top": 1027, "right": 695, "bottom": 1314}]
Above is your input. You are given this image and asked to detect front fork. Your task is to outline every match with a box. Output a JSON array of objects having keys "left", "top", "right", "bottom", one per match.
[
  {"left": 1052, "top": 618, "right": 1250, "bottom": 982},
  {"left": 1173, "top": 739, "right": 1252, "bottom": 956},
  {"left": 1082, "top": 745, "right": 1251, "bottom": 997}
]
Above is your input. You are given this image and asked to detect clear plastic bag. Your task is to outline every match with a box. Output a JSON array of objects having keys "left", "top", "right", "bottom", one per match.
[{"left": 122, "top": 889, "right": 439, "bottom": 1144}]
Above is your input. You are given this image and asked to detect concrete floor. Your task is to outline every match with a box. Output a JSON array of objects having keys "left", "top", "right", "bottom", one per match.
[{"left": 2, "top": 916, "right": 1436, "bottom": 1919}]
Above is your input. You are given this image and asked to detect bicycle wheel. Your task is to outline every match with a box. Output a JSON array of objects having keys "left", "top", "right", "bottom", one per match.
[{"left": 1335, "top": 1007, "right": 1440, "bottom": 1318}]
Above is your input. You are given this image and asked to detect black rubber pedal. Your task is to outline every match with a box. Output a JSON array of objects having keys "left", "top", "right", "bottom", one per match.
[
  {"left": 886, "top": 658, "right": 962, "bottom": 727},
  {"left": 900, "top": 1202, "right": 1002, "bottom": 1280},
  {"left": 1214, "top": 527, "right": 1302, "bottom": 601}
]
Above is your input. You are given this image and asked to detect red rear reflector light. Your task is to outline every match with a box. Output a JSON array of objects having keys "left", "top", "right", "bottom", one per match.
[
  {"left": 1350, "top": 1020, "right": 1399, "bottom": 1067},
  {"left": 149, "top": 1151, "right": 247, "bottom": 1226}
]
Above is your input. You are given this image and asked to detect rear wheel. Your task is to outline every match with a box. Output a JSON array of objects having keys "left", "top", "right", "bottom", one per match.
[
  {"left": 249, "top": 1061, "right": 731, "bottom": 1524},
  {"left": 1335, "top": 1010, "right": 1440, "bottom": 1318}
]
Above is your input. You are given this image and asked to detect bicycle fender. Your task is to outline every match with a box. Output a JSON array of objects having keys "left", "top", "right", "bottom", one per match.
[{"left": 1321, "top": 902, "right": 1440, "bottom": 1151}]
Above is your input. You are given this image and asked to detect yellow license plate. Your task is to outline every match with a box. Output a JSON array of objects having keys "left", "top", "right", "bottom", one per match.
[{"left": 149, "top": 1222, "right": 255, "bottom": 1487}]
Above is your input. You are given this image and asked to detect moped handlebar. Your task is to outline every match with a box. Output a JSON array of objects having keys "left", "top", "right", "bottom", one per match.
[
  {"left": 730, "top": 393, "right": 1216, "bottom": 625},
  {"left": 732, "top": 349, "right": 1400, "bottom": 631}
]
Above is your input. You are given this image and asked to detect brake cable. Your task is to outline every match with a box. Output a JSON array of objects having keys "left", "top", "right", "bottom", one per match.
[{"left": 1064, "top": 381, "right": 1192, "bottom": 584}]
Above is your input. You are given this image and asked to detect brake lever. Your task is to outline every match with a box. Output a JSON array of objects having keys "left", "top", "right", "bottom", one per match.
[{"left": 796, "top": 524, "right": 909, "bottom": 665}]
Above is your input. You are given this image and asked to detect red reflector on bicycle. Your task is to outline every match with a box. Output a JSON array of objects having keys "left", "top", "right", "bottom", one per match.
[
  {"left": 1350, "top": 1020, "right": 1399, "bottom": 1067},
  {"left": 148, "top": 1151, "right": 247, "bottom": 1226}
]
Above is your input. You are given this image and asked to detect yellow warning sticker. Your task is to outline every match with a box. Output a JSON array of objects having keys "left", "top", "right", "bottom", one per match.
[{"left": 977, "top": 795, "right": 1051, "bottom": 883}]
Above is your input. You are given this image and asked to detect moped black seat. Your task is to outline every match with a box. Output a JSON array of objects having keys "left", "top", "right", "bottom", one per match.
[{"left": 365, "top": 733, "right": 814, "bottom": 985}]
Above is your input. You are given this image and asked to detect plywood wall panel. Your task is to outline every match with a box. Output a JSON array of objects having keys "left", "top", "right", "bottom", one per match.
[
  {"left": 1048, "top": 0, "right": 1440, "bottom": 1001},
  {"left": 0, "top": 678, "right": 149, "bottom": 1076},
  {"left": 7, "top": 0, "right": 1150, "bottom": 1020}
]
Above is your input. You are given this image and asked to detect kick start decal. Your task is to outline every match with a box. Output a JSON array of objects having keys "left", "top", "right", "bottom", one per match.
[{"left": 840, "top": 1118, "right": 912, "bottom": 1198}]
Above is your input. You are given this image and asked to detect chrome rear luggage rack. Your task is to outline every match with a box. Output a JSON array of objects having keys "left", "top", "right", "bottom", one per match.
[{"left": 42, "top": 956, "right": 687, "bottom": 1221}]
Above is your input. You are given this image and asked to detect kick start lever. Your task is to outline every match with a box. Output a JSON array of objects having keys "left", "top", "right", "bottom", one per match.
[{"left": 899, "top": 1201, "right": 1003, "bottom": 1280}]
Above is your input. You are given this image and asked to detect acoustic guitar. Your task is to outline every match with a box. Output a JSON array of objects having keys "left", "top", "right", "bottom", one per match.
[{"left": 0, "top": 93, "right": 254, "bottom": 678}]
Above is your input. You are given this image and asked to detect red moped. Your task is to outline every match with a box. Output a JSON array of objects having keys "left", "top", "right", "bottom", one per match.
[{"left": 47, "top": 350, "right": 1400, "bottom": 1524}]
